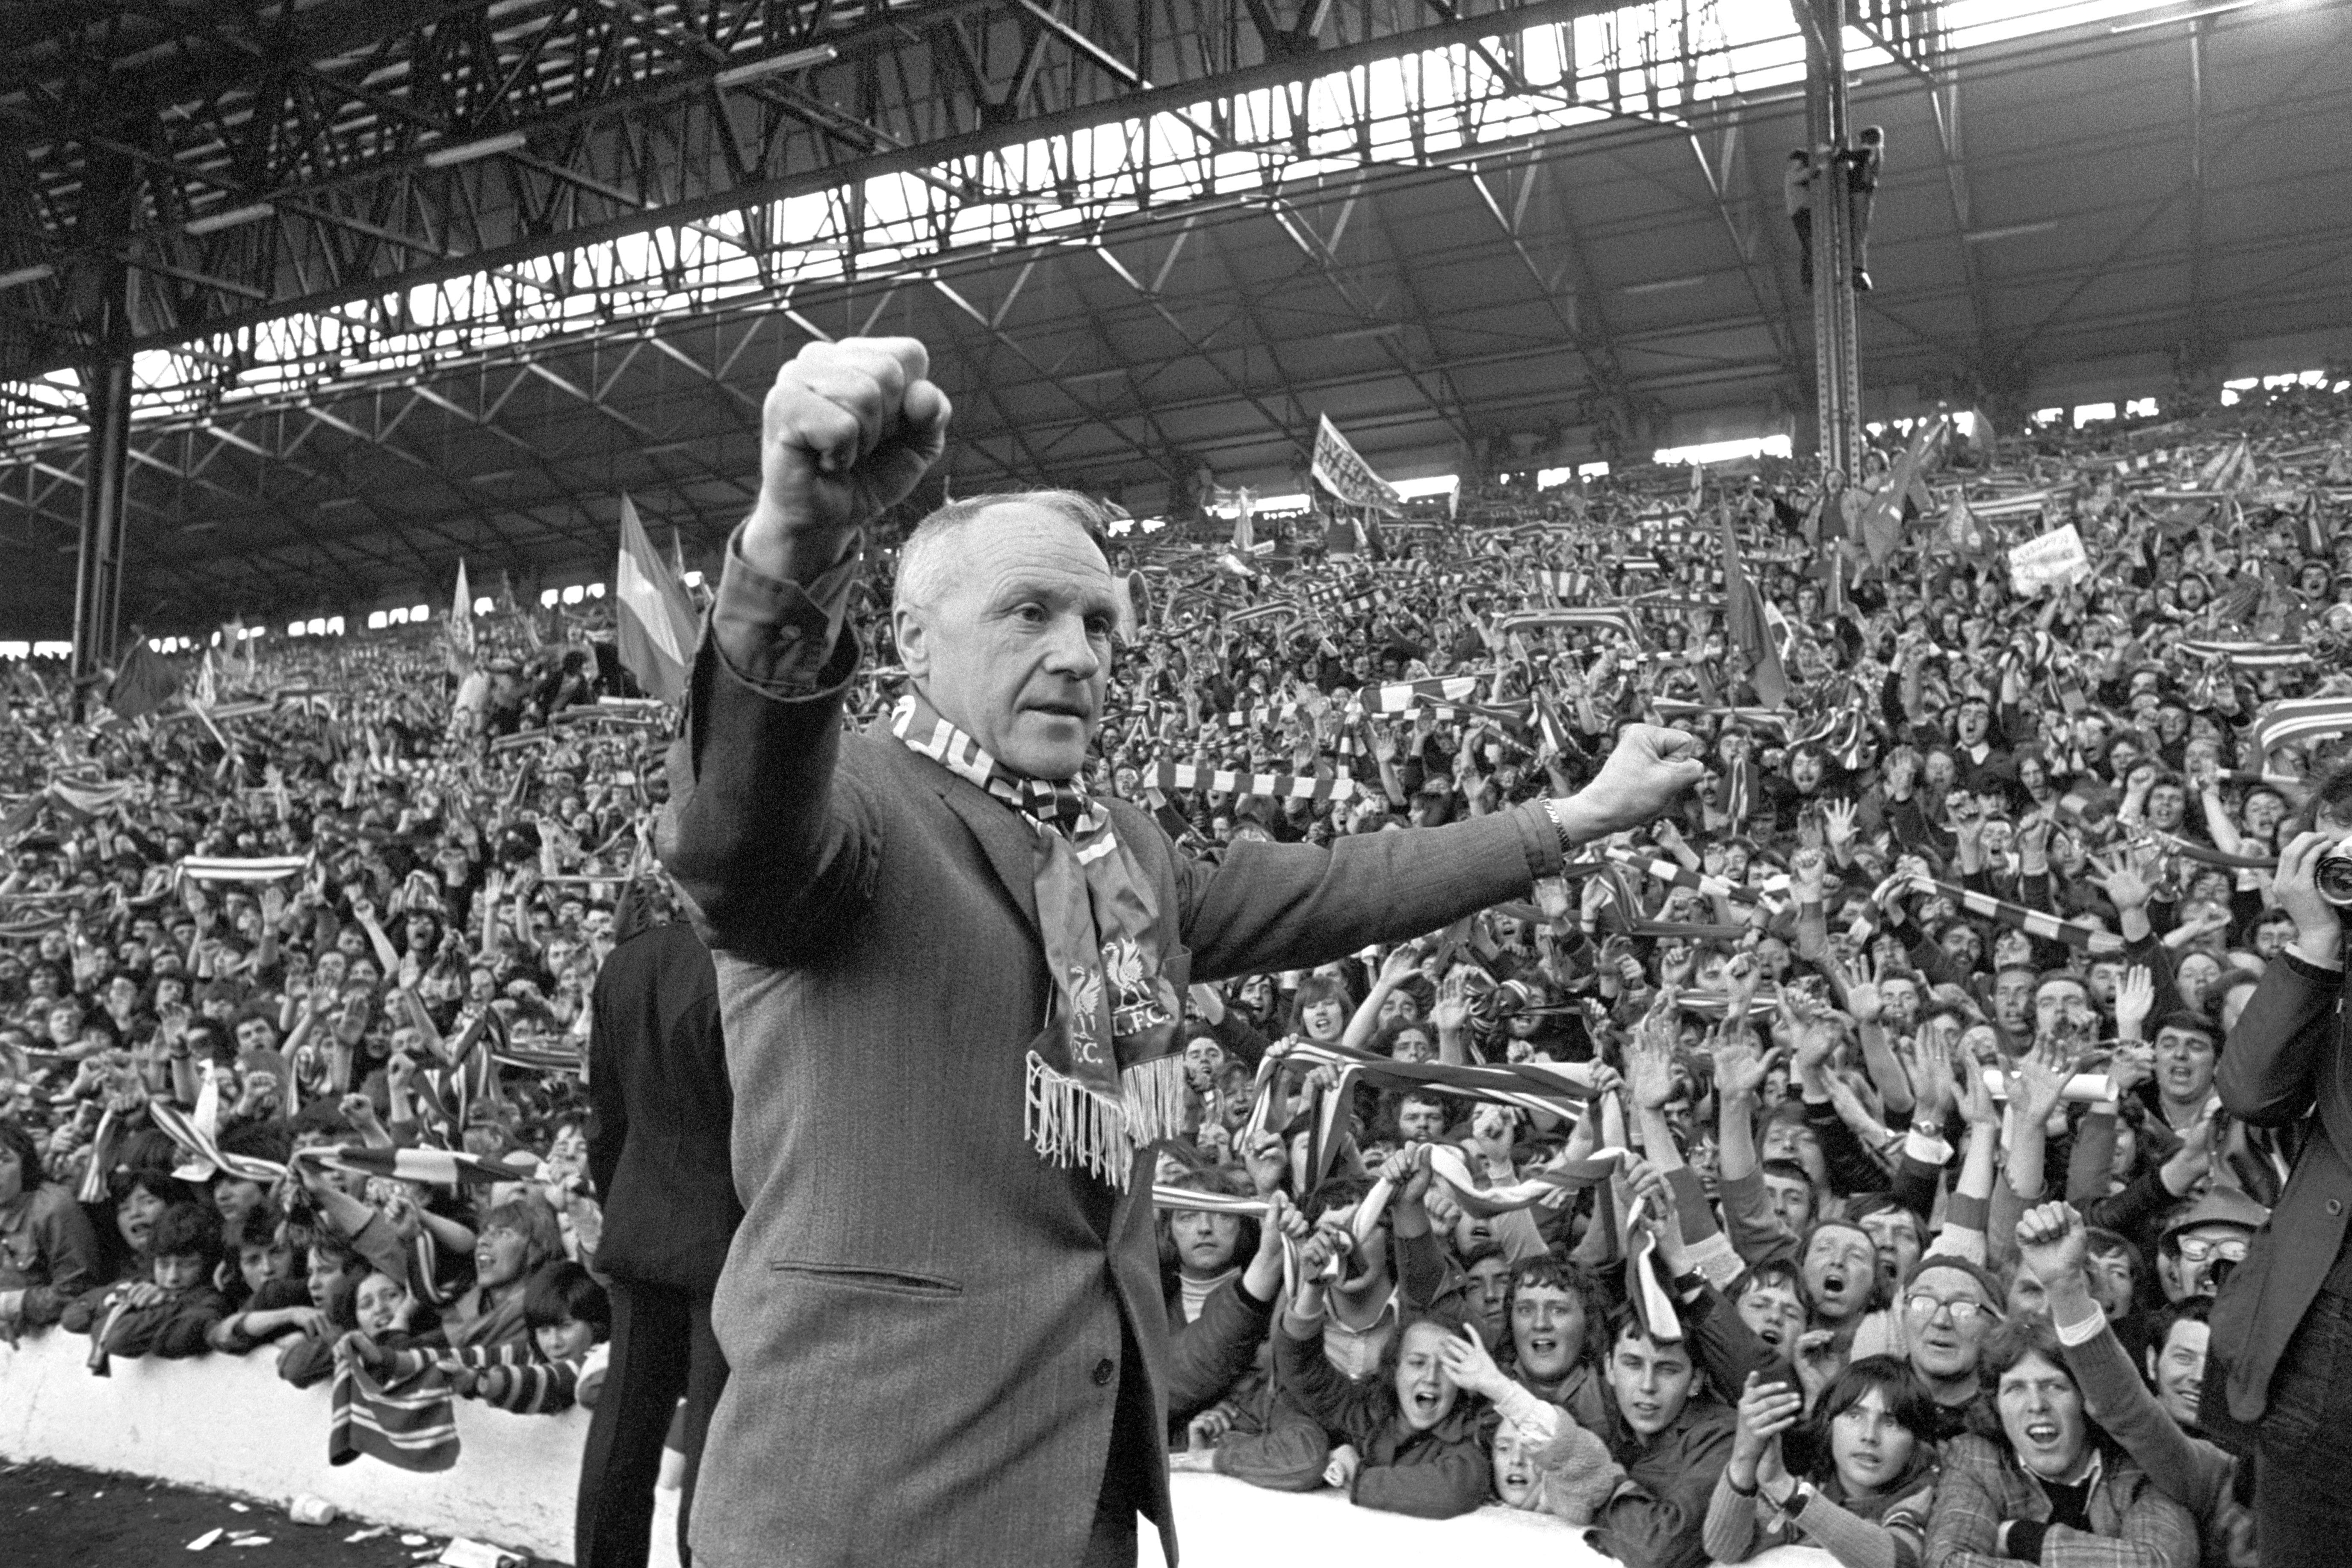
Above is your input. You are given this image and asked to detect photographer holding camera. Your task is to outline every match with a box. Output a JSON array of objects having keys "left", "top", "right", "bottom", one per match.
[{"left": 2207, "top": 782, "right": 2352, "bottom": 1568}]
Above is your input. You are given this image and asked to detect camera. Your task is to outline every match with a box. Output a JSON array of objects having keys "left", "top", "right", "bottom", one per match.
[{"left": 2318, "top": 851, "right": 2352, "bottom": 908}]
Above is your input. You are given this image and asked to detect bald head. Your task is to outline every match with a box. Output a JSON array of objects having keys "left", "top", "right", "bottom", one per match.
[{"left": 895, "top": 491, "right": 1118, "bottom": 615}]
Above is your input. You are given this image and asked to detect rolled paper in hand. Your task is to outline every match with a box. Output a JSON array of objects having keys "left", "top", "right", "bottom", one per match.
[{"left": 1978, "top": 1069, "right": 2115, "bottom": 1106}]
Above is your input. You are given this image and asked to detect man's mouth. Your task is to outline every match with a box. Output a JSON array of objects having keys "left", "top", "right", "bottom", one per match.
[
  {"left": 2023, "top": 1420, "right": 2061, "bottom": 1446},
  {"left": 1527, "top": 1333, "right": 1558, "bottom": 1358},
  {"left": 1756, "top": 1324, "right": 1786, "bottom": 1350},
  {"left": 1821, "top": 1271, "right": 1848, "bottom": 1298},
  {"left": 1028, "top": 700, "right": 1092, "bottom": 721}
]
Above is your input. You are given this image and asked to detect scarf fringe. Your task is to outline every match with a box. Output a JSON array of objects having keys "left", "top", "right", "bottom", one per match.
[
  {"left": 1026, "top": 1053, "right": 1135, "bottom": 1188},
  {"left": 1119, "top": 1054, "right": 1188, "bottom": 1150}
]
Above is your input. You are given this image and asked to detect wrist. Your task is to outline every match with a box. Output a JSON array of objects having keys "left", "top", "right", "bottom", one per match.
[
  {"left": 2290, "top": 931, "right": 2343, "bottom": 971},
  {"left": 1547, "top": 794, "right": 1607, "bottom": 849}
]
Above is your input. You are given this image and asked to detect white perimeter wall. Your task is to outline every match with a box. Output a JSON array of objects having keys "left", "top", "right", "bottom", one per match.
[{"left": 0, "top": 1330, "right": 1836, "bottom": 1568}]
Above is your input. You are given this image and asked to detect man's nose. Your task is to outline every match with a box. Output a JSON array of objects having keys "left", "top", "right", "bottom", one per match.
[{"left": 1040, "top": 613, "right": 1100, "bottom": 676}]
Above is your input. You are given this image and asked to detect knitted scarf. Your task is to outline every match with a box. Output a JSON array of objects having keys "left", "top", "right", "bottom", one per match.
[{"left": 892, "top": 694, "right": 1183, "bottom": 1186}]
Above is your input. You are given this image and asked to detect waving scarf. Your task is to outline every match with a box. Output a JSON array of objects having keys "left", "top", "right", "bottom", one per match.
[{"left": 892, "top": 694, "right": 1183, "bottom": 1186}]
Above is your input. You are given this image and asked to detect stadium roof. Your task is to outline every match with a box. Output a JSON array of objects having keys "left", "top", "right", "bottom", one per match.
[{"left": 1, "top": 0, "right": 2348, "bottom": 636}]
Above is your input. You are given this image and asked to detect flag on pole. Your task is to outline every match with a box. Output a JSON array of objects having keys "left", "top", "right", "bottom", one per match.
[
  {"left": 1858, "top": 417, "right": 1949, "bottom": 567},
  {"left": 1720, "top": 507, "right": 1791, "bottom": 708},
  {"left": 106, "top": 640, "right": 180, "bottom": 720},
  {"left": 449, "top": 559, "right": 475, "bottom": 670},
  {"left": 614, "top": 494, "right": 700, "bottom": 705}
]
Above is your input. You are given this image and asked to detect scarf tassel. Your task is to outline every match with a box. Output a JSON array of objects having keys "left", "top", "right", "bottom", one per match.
[
  {"left": 1026, "top": 1054, "right": 1134, "bottom": 1187},
  {"left": 1119, "top": 1054, "right": 1188, "bottom": 1151},
  {"left": 1024, "top": 1052, "right": 1191, "bottom": 1187}
]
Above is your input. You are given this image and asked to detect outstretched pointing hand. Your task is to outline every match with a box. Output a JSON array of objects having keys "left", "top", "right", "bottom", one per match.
[{"left": 746, "top": 337, "right": 952, "bottom": 575}]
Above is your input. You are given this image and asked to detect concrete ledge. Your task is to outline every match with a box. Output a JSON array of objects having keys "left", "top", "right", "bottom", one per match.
[
  {"left": 0, "top": 1329, "right": 589, "bottom": 1561},
  {"left": 1, "top": 1329, "right": 1836, "bottom": 1567}
]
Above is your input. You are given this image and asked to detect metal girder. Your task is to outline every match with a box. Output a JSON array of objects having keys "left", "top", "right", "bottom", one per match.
[
  {"left": 1266, "top": 188, "right": 1474, "bottom": 446},
  {"left": 1681, "top": 119, "right": 1804, "bottom": 409},
  {"left": 5, "top": 0, "right": 1619, "bottom": 380},
  {"left": 2011, "top": 15, "right": 2351, "bottom": 361}
]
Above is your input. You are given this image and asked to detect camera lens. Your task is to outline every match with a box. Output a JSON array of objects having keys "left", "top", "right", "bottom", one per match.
[{"left": 2317, "top": 853, "right": 2352, "bottom": 908}]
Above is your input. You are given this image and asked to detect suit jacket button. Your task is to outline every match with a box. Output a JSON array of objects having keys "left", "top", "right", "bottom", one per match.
[
  {"left": 2329, "top": 1199, "right": 2344, "bottom": 1216},
  {"left": 1092, "top": 1358, "right": 1116, "bottom": 1386}
]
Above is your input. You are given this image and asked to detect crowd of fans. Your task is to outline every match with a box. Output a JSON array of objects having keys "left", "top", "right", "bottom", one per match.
[{"left": 0, "top": 378, "right": 2348, "bottom": 1566}]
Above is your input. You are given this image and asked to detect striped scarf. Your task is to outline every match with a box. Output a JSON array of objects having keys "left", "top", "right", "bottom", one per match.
[
  {"left": 1929, "top": 880, "right": 2124, "bottom": 954},
  {"left": 329, "top": 1358, "right": 461, "bottom": 1472},
  {"left": 892, "top": 694, "right": 1184, "bottom": 1187}
]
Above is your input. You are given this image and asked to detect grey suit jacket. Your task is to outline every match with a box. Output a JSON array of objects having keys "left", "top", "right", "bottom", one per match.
[{"left": 663, "top": 632, "right": 1565, "bottom": 1568}]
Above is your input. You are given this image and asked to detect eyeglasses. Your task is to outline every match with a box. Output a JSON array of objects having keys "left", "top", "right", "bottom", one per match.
[
  {"left": 1904, "top": 1292, "right": 1992, "bottom": 1324},
  {"left": 2172, "top": 1236, "right": 2248, "bottom": 1265}
]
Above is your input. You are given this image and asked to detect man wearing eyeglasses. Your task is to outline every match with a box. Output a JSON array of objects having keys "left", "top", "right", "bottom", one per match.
[
  {"left": 1894, "top": 1256, "right": 2005, "bottom": 1443},
  {"left": 2157, "top": 1189, "right": 2264, "bottom": 1304}
]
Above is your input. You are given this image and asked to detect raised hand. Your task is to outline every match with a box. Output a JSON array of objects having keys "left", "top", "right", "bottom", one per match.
[
  {"left": 2014, "top": 1200, "right": 2090, "bottom": 1286},
  {"left": 1625, "top": 1007, "right": 1679, "bottom": 1112},
  {"left": 1729, "top": 1372, "right": 1805, "bottom": 1484},
  {"left": 1437, "top": 1323, "right": 1508, "bottom": 1400},
  {"left": 1791, "top": 1329, "right": 1841, "bottom": 1409},
  {"left": 1954, "top": 1051, "right": 1999, "bottom": 1129},
  {"left": 2088, "top": 849, "right": 2154, "bottom": 912},
  {"left": 745, "top": 338, "right": 953, "bottom": 572},
  {"left": 2012, "top": 1034, "right": 2086, "bottom": 1129},
  {"left": 1906, "top": 1030, "right": 1956, "bottom": 1128},
  {"left": 1822, "top": 797, "right": 1859, "bottom": 850},
  {"left": 2275, "top": 830, "right": 2345, "bottom": 956},
  {"left": 1711, "top": 1030, "right": 1770, "bottom": 1103},
  {"left": 2113, "top": 965, "right": 2155, "bottom": 1039}
]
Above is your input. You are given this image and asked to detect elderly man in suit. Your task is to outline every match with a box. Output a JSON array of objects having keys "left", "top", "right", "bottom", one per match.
[{"left": 662, "top": 335, "right": 1705, "bottom": 1568}]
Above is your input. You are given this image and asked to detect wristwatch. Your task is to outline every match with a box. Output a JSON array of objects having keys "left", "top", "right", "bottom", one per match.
[{"left": 1543, "top": 797, "right": 1586, "bottom": 859}]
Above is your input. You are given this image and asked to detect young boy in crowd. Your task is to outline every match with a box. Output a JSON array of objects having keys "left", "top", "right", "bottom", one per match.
[{"left": 62, "top": 1202, "right": 230, "bottom": 1364}]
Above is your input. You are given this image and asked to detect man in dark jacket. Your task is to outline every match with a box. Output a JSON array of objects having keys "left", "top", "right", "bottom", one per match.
[
  {"left": 579, "top": 914, "right": 738, "bottom": 1568},
  {"left": 2210, "top": 812, "right": 2352, "bottom": 1568}
]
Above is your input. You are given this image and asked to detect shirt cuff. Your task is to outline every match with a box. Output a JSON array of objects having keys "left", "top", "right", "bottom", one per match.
[
  {"left": 2054, "top": 1303, "right": 2108, "bottom": 1347},
  {"left": 711, "top": 523, "right": 864, "bottom": 693},
  {"left": 1512, "top": 798, "right": 1570, "bottom": 883},
  {"left": 2285, "top": 945, "right": 2345, "bottom": 981}
]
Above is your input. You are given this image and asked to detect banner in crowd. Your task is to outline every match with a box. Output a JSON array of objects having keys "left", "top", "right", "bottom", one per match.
[
  {"left": 1309, "top": 415, "right": 1402, "bottom": 515},
  {"left": 2007, "top": 524, "right": 2090, "bottom": 594}
]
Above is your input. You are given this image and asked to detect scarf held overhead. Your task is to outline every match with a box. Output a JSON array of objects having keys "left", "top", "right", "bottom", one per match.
[{"left": 892, "top": 694, "right": 1184, "bottom": 1186}]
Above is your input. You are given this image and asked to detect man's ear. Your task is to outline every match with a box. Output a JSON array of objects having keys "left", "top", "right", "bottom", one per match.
[{"left": 895, "top": 605, "right": 930, "bottom": 678}]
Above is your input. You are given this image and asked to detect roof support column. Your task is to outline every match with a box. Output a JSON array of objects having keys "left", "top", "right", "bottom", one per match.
[
  {"left": 1797, "top": 0, "right": 1864, "bottom": 481},
  {"left": 71, "top": 141, "right": 138, "bottom": 708}
]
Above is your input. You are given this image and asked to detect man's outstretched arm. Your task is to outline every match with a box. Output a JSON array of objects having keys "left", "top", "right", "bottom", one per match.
[
  {"left": 663, "top": 337, "right": 950, "bottom": 957},
  {"left": 1178, "top": 726, "right": 1705, "bottom": 983}
]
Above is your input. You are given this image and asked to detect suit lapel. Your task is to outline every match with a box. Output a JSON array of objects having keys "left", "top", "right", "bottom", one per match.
[
  {"left": 870, "top": 735, "right": 1043, "bottom": 939},
  {"left": 935, "top": 782, "right": 1042, "bottom": 937}
]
